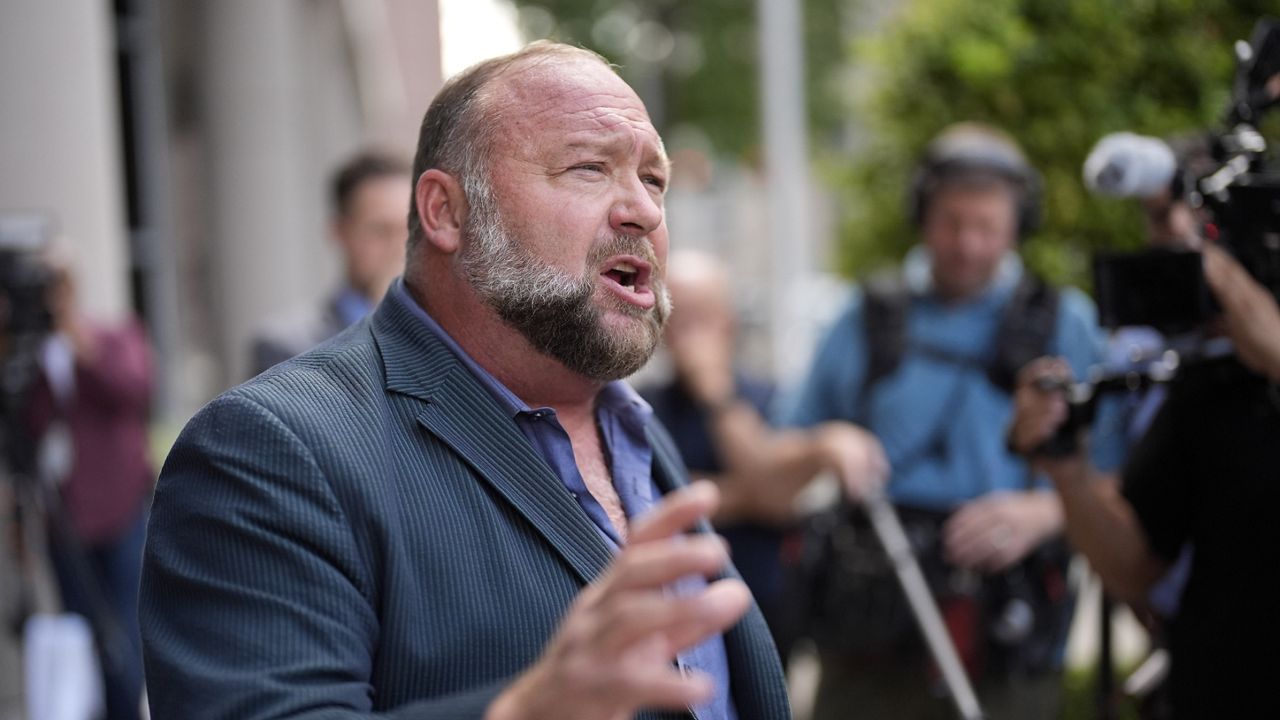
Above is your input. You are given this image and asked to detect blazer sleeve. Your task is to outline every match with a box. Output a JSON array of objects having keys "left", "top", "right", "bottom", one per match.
[{"left": 140, "top": 392, "right": 510, "bottom": 719}]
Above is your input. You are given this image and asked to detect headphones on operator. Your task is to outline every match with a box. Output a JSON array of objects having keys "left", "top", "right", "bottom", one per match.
[{"left": 907, "top": 122, "right": 1043, "bottom": 240}]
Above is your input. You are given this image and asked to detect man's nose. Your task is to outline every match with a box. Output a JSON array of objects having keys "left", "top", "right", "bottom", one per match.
[
  {"left": 954, "top": 224, "right": 988, "bottom": 253},
  {"left": 609, "top": 177, "right": 663, "bottom": 236}
]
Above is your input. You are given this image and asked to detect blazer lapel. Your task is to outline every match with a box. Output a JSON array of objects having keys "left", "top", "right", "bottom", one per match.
[
  {"left": 372, "top": 292, "right": 615, "bottom": 587},
  {"left": 416, "top": 371, "right": 617, "bottom": 586}
]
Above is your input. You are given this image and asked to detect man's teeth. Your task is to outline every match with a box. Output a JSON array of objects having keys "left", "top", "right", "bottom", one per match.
[{"left": 608, "top": 262, "right": 638, "bottom": 290}]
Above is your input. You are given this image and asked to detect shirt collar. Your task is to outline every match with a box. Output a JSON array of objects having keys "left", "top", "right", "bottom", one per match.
[
  {"left": 597, "top": 376, "right": 655, "bottom": 433},
  {"left": 391, "top": 279, "right": 653, "bottom": 427}
]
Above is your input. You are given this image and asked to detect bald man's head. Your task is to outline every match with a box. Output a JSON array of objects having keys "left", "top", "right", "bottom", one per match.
[{"left": 664, "top": 250, "right": 735, "bottom": 339}]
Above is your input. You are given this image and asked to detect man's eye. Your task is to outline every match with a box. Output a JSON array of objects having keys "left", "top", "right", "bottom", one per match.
[
  {"left": 643, "top": 175, "right": 667, "bottom": 192},
  {"left": 573, "top": 163, "right": 605, "bottom": 173}
]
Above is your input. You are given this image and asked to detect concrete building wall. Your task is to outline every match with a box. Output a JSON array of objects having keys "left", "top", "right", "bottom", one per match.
[
  {"left": 162, "top": 0, "right": 442, "bottom": 401},
  {"left": 0, "top": 0, "right": 130, "bottom": 321}
]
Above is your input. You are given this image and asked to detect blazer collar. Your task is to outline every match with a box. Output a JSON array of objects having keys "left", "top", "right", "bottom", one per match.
[{"left": 370, "top": 290, "right": 618, "bottom": 586}]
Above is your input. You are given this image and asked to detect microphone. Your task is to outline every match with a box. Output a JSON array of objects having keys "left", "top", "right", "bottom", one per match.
[{"left": 1082, "top": 132, "right": 1178, "bottom": 199}]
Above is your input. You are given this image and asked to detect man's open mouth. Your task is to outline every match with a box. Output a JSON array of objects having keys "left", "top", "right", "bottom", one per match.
[
  {"left": 603, "top": 261, "right": 641, "bottom": 291},
  {"left": 599, "top": 256, "right": 655, "bottom": 308}
]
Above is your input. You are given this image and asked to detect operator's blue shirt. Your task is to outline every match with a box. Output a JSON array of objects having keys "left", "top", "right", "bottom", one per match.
[{"left": 781, "top": 247, "right": 1116, "bottom": 509}]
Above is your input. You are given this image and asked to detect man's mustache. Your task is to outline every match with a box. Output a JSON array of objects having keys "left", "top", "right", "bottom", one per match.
[{"left": 588, "top": 235, "right": 663, "bottom": 277}]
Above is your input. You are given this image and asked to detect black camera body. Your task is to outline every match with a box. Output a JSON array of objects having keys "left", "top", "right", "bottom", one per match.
[
  {"left": 1, "top": 213, "right": 55, "bottom": 478},
  {"left": 1033, "top": 352, "right": 1181, "bottom": 457},
  {"left": 1, "top": 220, "right": 54, "bottom": 345},
  {"left": 1, "top": 212, "right": 55, "bottom": 362},
  {"left": 1094, "top": 248, "right": 1217, "bottom": 335},
  {"left": 1093, "top": 18, "right": 1280, "bottom": 336}
]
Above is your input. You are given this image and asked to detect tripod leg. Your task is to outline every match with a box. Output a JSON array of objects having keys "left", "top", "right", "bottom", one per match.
[{"left": 862, "top": 491, "right": 987, "bottom": 720}]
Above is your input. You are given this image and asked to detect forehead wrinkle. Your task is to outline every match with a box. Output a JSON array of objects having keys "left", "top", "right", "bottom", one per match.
[
  {"left": 505, "top": 85, "right": 651, "bottom": 135},
  {"left": 488, "top": 73, "right": 670, "bottom": 169}
]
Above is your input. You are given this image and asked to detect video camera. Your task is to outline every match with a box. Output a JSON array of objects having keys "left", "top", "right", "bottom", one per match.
[
  {"left": 1, "top": 212, "right": 55, "bottom": 478},
  {"left": 1087, "top": 17, "right": 1280, "bottom": 337},
  {"left": 1033, "top": 19, "right": 1280, "bottom": 456}
]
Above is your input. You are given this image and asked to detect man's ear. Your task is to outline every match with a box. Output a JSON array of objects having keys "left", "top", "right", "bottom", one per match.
[{"left": 415, "top": 169, "right": 466, "bottom": 254}]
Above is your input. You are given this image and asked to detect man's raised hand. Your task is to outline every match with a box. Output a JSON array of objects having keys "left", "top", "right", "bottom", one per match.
[{"left": 487, "top": 481, "right": 751, "bottom": 720}]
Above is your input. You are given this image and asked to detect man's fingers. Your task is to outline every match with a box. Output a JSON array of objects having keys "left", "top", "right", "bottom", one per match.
[
  {"left": 524, "top": 636, "right": 714, "bottom": 717},
  {"left": 946, "top": 518, "right": 1015, "bottom": 570},
  {"left": 818, "top": 424, "right": 892, "bottom": 500},
  {"left": 1011, "top": 359, "right": 1070, "bottom": 453},
  {"left": 613, "top": 662, "right": 716, "bottom": 712},
  {"left": 593, "top": 578, "right": 752, "bottom": 657},
  {"left": 944, "top": 496, "right": 1014, "bottom": 565},
  {"left": 602, "top": 534, "right": 730, "bottom": 596},
  {"left": 943, "top": 504, "right": 991, "bottom": 553},
  {"left": 629, "top": 481, "right": 719, "bottom": 546},
  {"left": 1017, "top": 356, "right": 1071, "bottom": 389},
  {"left": 546, "top": 580, "right": 750, "bottom": 715}
]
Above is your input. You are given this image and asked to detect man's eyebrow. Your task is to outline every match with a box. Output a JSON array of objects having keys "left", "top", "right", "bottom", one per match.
[
  {"left": 650, "top": 151, "right": 672, "bottom": 175},
  {"left": 559, "top": 137, "right": 670, "bottom": 171},
  {"left": 560, "top": 135, "right": 624, "bottom": 155}
]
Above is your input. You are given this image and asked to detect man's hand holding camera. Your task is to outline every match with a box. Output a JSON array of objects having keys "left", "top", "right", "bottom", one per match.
[
  {"left": 1008, "top": 357, "right": 1075, "bottom": 460},
  {"left": 1002, "top": 241, "right": 1280, "bottom": 603}
]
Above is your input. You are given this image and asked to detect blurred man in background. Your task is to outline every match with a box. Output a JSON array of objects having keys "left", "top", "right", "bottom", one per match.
[
  {"left": 641, "top": 249, "right": 887, "bottom": 658},
  {"left": 250, "top": 150, "right": 411, "bottom": 375},
  {"left": 783, "top": 123, "right": 1112, "bottom": 719}
]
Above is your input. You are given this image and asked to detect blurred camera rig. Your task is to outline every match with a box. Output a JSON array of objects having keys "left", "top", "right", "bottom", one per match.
[
  {"left": 1094, "top": 18, "right": 1280, "bottom": 335},
  {"left": 1039, "top": 18, "right": 1280, "bottom": 455},
  {"left": 1, "top": 212, "right": 55, "bottom": 482}
]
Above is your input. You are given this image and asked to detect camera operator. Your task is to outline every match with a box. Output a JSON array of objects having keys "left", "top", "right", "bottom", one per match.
[
  {"left": 25, "top": 244, "right": 154, "bottom": 720},
  {"left": 784, "top": 122, "right": 1116, "bottom": 720},
  {"left": 1009, "top": 242, "right": 1280, "bottom": 718},
  {"left": 1077, "top": 129, "right": 1225, "bottom": 719}
]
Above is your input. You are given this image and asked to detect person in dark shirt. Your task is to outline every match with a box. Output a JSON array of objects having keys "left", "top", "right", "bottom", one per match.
[
  {"left": 1009, "top": 244, "right": 1280, "bottom": 718},
  {"left": 642, "top": 249, "right": 889, "bottom": 657}
]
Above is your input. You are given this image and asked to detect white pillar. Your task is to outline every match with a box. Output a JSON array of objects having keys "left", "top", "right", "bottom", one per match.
[
  {"left": 757, "top": 0, "right": 813, "bottom": 383},
  {"left": 198, "top": 0, "right": 329, "bottom": 385},
  {"left": 0, "top": 0, "right": 129, "bottom": 321}
]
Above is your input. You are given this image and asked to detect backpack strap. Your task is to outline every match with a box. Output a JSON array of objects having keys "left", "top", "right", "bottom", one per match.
[
  {"left": 986, "top": 274, "right": 1059, "bottom": 394},
  {"left": 858, "top": 270, "right": 1060, "bottom": 404},
  {"left": 859, "top": 273, "right": 911, "bottom": 417}
]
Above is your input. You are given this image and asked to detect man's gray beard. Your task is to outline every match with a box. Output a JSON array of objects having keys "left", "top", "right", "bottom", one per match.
[{"left": 459, "top": 184, "right": 671, "bottom": 382}]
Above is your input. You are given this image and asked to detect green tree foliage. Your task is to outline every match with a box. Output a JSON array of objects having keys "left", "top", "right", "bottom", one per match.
[
  {"left": 833, "top": 0, "right": 1280, "bottom": 286},
  {"left": 510, "top": 0, "right": 847, "bottom": 160}
]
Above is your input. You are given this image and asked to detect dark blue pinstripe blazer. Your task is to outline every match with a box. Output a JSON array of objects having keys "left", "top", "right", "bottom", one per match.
[{"left": 140, "top": 289, "right": 792, "bottom": 720}]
